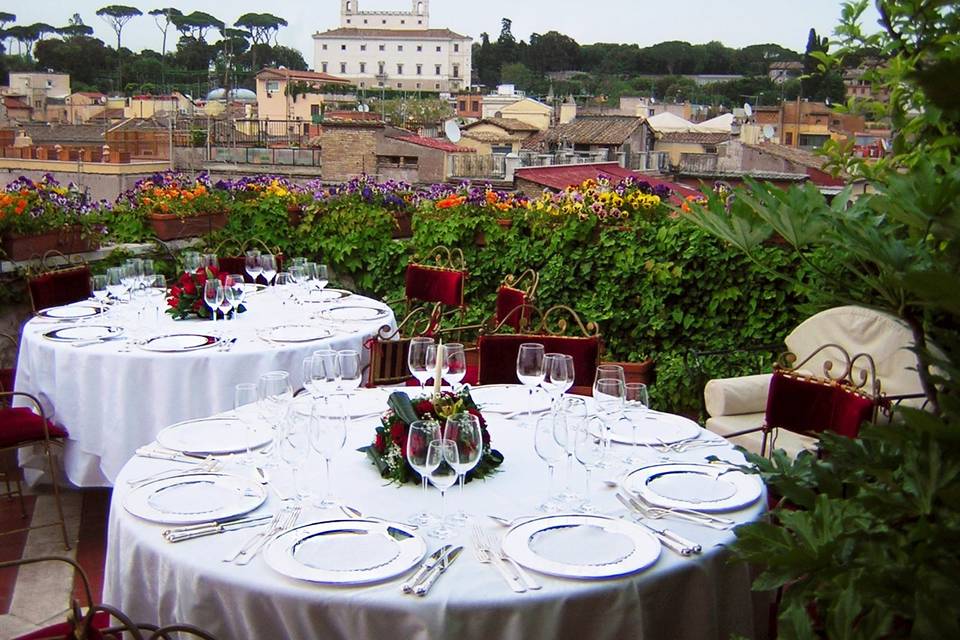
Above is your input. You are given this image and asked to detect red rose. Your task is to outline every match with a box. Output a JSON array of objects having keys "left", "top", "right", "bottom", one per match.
[
  {"left": 170, "top": 285, "right": 182, "bottom": 297},
  {"left": 415, "top": 400, "right": 434, "bottom": 415},
  {"left": 179, "top": 273, "right": 191, "bottom": 287},
  {"left": 374, "top": 433, "right": 386, "bottom": 453},
  {"left": 390, "top": 421, "right": 408, "bottom": 452},
  {"left": 183, "top": 281, "right": 196, "bottom": 295}
]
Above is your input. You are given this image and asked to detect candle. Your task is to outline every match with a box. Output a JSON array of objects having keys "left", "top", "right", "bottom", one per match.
[{"left": 433, "top": 340, "right": 444, "bottom": 398}]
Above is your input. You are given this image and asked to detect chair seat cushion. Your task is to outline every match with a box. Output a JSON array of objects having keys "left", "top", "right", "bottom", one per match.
[
  {"left": 13, "top": 611, "right": 108, "bottom": 639},
  {"left": 405, "top": 264, "right": 466, "bottom": 307},
  {"left": 0, "top": 407, "right": 68, "bottom": 448}
]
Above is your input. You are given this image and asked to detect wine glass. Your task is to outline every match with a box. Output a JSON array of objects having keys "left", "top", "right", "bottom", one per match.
[
  {"left": 202, "top": 254, "right": 219, "bottom": 270},
  {"left": 274, "top": 272, "right": 294, "bottom": 305},
  {"left": 425, "top": 343, "right": 448, "bottom": 391},
  {"left": 558, "top": 355, "right": 576, "bottom": 396},
  {"left": 623, "top": 382, "right": 650, "bottom": 465},
  {"left": 203, "top": 280, "right": 223, "bottom": 324},
  {"left": 257, "top": 370, "right": 293, "bottom": 467},
  {"left": 120, "top": 263, "right": 139, "bottom": 301},
  {"left": 91, "top": 274, "right": 109, "bottom": 307},
  {"left": 141, "top": 259, "right": 155, "bottom": 287},
  {"left": 593, "top": 377, "right": 624, "bottom": 469},
  {"left": 516, "top": 343, "right": 546, "bottom": 425},
  {"left": 443, "top": 343, "right": 467, "bottom": 392},
  {"left": 307, "top": 350, "right": 339, "bottom": 402},
  {"left": 336, "top": 349, "right": 362, "bottom": 405},
  {"left": 406, "top": 419, "right": 441, "bottom": 526},
  {"left": 260, "top": 254, "right": 277, "bottom": 286},
  {"left": 534, "top": 413, "right": 566, "bottom": 512},
  {"left": 181, "top": 251, "right": 201, "bottom": 274},
  {"left": 281, "top": 403, "right": 316, "bottom": 504},
  {"left": 557, "top": 396, "right": 588, "bottom": 504},
  {"left": 575, "top": 419, "right": 606, "bottom": 512},
  {"left": 221, "top": 277, "right": 239, "bottom": 321},
  {"left": 408, "top": 337, "right": 434, "bottom": 393},
  {"left": 444, "top": 412, "right": 482, "bottom": 524},
  {"left": 105, "top": 267, "right": 127, "bottom": 302},
  {"left": 542, "top": 353, "right": 572, "bottom": 410},
  {"left": 315, "top": 264, "right": 329, "bottom": 293},
  {"left": 309, "top": 399, "right": 347, "bottom": 508},
  {"left": 229, "top": 274, "right": 247, "bottom": 312},
  {"left": 244, "top": 250, "right": 262, "bottom": 284},
  {"left": 234, "top": 382, "right": 258, "bottom": 464},
  {"left": 146, "top": 274, "right": 167, "bottom": 327},
  {"left": 425, "top": 438, "right": 458, "bottom": 540}
]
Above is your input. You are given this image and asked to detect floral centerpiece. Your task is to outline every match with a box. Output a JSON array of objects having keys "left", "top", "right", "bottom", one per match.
[
  {"left": 362, "top": 389, "right": 503, "bottom": 485},
  {"left": 166, "top": 266, "right": 246, "bottom": 320}
]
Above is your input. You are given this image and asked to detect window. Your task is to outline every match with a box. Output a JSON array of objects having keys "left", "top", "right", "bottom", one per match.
[
  {"left": 346, "top": 19, "right": 351, "bottom": 23},
  {"left": 378, "top": 81, "right": 384, "bottom": 87},
  {"left": 382, "top": 19, "right": 386, "bottom": 24},
  {"left": 401, "top": 20, "right": 405, "bottom": 24},
  {"left": 397, "top": 82, "right": 402, "bottom": 88},
  {"left": 266, "top": 80, "right": 280, "bottom": 92},
  {"left": 321, "top": 62, "right": 328, "bottom": 73},
  {"left": 454, "top": 44, "right": 459, "bottom": 52},
  {"left": 341, "top": 44, "right": 347, "bottom": 51},
  {"left": 418, "top": 19, "right": 422, "bottom": 24},
  {"left": 378, "top": 62, "right": 385, "bottom": 74},
  {"left": 398, "top": 45, "right": 403, "bottom": 51},
  {"left": 453, "top": 64, "right": 460, "bottom": 78},
  {"left": 458, "top": 100, "right": 466, "bottom": 110},
  {"left": 379, "top": 44, "right": 385, "bottom": 51},
  {"left": 435, "top": 64, "right": 441, "bottom": 75},
  {"left": 360, "top": 82, "right": 366, "bottom": 87},
  {"left": 436, "top": 46, "right": 441, "bottom": 52},
  {"left": 397, "top": 64, "right": 404, "bottom": 74},
  {"left": 364, "top": 19, "right": 368, "bottom": 24},
  {"left": 359, "top": 62, "right": 366, "bottom": 73},
  {"left": 435, "top": 83, "right": 440, "bottom": 89},
  {"left": 322, "top": 44, "right": 328, "bottom": 50},
  {"left": 360, "top": 44, "right": 366, "bottom": 51},
  {"left": 417, "top": 45, "right": 422, "bottom": 52},
  {"left": 471, "top": 100, "right": 479, "bottom": 111},
  {"left": 311, "top": 104, "right": 320, "bottom": 116},
  {"left": 416, "top": 64, "right": 422, "bottom": 75},
  {"left": 340, "top": 62, "right": 347, "bottom": 73},
  {"left": 416, "top": 82, "right": 421, "bottom": 89}
]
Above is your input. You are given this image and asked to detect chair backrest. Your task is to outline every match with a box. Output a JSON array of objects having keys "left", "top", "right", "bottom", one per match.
[
  {"left": 212, "top": 239, "right": 284, "bottom": 283},
  {"left": 495, "top": 269, "right": 539, "bottom": 332},
  {"left": 364, "top": 305, "right": 442, "bottom": 387},
  {"left": 27, "top": 264, "right": 92, "bottom": 312},
  {"left": 764, "top": 344, "right": 880, "bottom": 442},
  {"left": 0, "top": 334, "right": 16, "bottom": 393},
  {"left": 477, "top": 304, "right": 601, "bottom": 387},
  {"left": 404, "top": 245, "right": 467, "bottom": 309}
]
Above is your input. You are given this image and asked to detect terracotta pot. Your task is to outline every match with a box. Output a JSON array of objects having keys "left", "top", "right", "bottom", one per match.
[
  {"left": 496, "top": 218, "right": 513, "bottom": 228},
  {"left": 2, "top": 226, "right": 99, "bottom": 261},
  {"left": 148, "top": 211, "right": 227, "bottom": 241},
  {"left": 392, "top": 211, "right": 413, "bottom": 239},
  {"left": 287, "top": 204, "right": 303, "bottom": 227},
  {"left": 474, "top": 228, "right": 487, "bottom": 247}
]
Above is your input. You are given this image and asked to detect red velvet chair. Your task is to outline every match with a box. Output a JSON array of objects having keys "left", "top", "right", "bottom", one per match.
[
  {"left": 0, "top": 391, "right": 70, "bottom": 550},
  {"left": 495, "top": 269, "right": 539, "bottom": 332},
  {"left": 27, "top": 264, "right": 92, "bottom": 312},
  {"left": 477, "top": 304, "right": 602, "bottom": 388},
  {"left": 0, "top": 334, "right": 16, "bottom": 393},
  {"left": 211, "top": 239, "right": 285, "bottom": 283},
  {"left": 402, "top": 246, "right": 468, "bottom": 326}
]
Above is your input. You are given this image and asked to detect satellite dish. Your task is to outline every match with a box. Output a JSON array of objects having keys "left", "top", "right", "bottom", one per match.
[
  {"left": 444, "top": 119, "right": 462, "bottom": 143},
  {"left": 743, "top": 102, "right": 753, "bottom": 118},
  {"left": 825, "top": 97, "right": 832, "bottom": 107},
  {"left": 357, "top": 103, "right": 369, "bottom": 113},
  {"left": 763, "top": 124, "right": 775, "bottom": 140}
]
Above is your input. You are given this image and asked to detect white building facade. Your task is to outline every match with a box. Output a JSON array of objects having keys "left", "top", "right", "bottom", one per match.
[{"left": 313, "top": 0, "right": 472, "bottom": 93}]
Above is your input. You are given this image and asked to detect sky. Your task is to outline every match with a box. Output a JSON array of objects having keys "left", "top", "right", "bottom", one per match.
[{"left": 9, "top": 0, "right": 882, "bottom": 63}]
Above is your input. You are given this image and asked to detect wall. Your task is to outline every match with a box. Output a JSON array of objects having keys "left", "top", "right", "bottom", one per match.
[
  {"left": 321, "top": 123, "right": 380, "bottom": 180},
  {"left": 499, "top": 99, "right": 551, "bottom": 131},
  {"left": 655, "top": 141, "right": 708, "bottom": 165},
  {"left": 0, "top": 160, "right": 169, "bottom": 202},
  {"left": 376, "top": 135, "right": 446, "bottom": 182}
]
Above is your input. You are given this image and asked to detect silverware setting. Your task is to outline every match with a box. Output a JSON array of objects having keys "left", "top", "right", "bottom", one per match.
[
  {"left": 162, "top": 514, "right": 274, "bottom": 543},
  {"left": 127, "top": 458, "right": 222, "bottom": 488},
  {"left": 472, "top": 525, "right": 528, "bottom": 593},
  {"left": 615, "top": 494, "right": 701, "bottom": 555},
  {"left": 135, "top": 445, "right": 210, "bottom": 464},
  {"left": 71, "top": 335, "right": 128, "bottom": 348},
  {"left": 224, "top": 504, "right": 301, "bottom": 565},
  {"left": 401, "top": 545, "right": 451, "bottom": 593},
  {"left": 413, "top": 546, "right": 463, "bottom": 596},
  {"left": 617, "top": 489, "right": 734, "bottom": 530},
  {"left": 340, "top": 504, "right": 419, "bottom": 530}
]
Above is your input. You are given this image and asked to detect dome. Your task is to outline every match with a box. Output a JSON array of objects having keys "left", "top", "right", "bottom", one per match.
[{"left": 205, "top": 88, "right": 258, "bottom": 103}]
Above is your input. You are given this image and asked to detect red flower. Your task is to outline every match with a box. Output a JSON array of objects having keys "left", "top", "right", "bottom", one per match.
[
  {"left": 389, "top": 421, "right": 408, "bottom": 452},
  {"left": 415, "top": 400, "right": 434, "bottom": 415},
  {"left": 481, "top": 428, "right": 491, "bottom": 445},
  {"left": 374, "top": 433, "right": 386, "bottom": 453},
  {"left": 183, "top": 281, "right": 196, "bottom": 295}
]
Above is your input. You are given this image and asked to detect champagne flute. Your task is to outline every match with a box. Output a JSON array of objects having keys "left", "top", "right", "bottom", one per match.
[
  {"left": 558, "top": 396, "right": 588, "bottom": 504},
  {"left": 260, "top": 253, "right": 278, "bottom": 286},
  {"left": 309, "top": 398, "right": 347, "bottom": 507},
  {"left": 336, "top": 349, "right": 362, "bottom": 406},
  {"left": 408, "top": 337, "right": 434, "bottom": 393},
  {"left": 281, "top": 403, "right": 315, "bottom": 504},
  {"left": 575, "top": 419, "right": 606, "bottom": 512},
  {"left": 407, "top": 419, "right": 441, "bottom": 525},
  {"left": 257, "top": 370, "right": 293, "bottom": 467},
  {"left": 444, "top": 412, "right": 482, "bottom": 524},
  {"left": 593, "top": 377, "right": 624, "bottom": 469},
  {"left": 244, "top": 250, "right": 262, "bottom": 284},
  {"left": 623, "top": 382, "right": 650, "bottom": 465},
  {"left": 516, "top": 343, "right": 546, "bottom": 426},
  {"left": 234, "top": 383, "right": 258, "bottom": 464},
  {"left": 203, "top": 280, "right": 223, "bottom": 324},
  {"left": 443, "top": 343, "right": 467, "bottom": 392},
  {"left": 91, "top": 274, "right": 109, "bottom": 307},
  {"left": 425, "top": 438, "right": 458, "bottom": 540},
  {"left": 534, "top": 413, "right": 566, "bottom": 512}
]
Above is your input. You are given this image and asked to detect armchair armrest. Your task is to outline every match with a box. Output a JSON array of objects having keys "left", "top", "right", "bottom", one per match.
[{"left": 703, "top": 373, "right": 772, "bottom": 417}]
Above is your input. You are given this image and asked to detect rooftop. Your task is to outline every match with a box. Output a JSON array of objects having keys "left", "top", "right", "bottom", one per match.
[
  {"left": 256, "top": 68, "right": 353, "bottom": 85},
  {"left": 679, "top": 167, "right": 809, "bottom": 182},
  {"left": 658, "top": 132, "right": 732, "bottom": 145},
  {"left": 464, "top": 117, "right": 540, "bottom": 134},
  {"left": 515, "top": 161, "right": 701, "bottom": 198},
  {"left": 742, "top": 142, "right": 829, "bottom": 170},
  {"left": 523, "top": 116, "right": 645, "bottom": 150},
  {"left": 390, "top": 134, "right": 475, "bottom": 153},
  {"left": 21, "top": 123, "right": 105, "bottom": 144},
  {"left": 313, "top": 27, "right": 470, "bottom": 40}
]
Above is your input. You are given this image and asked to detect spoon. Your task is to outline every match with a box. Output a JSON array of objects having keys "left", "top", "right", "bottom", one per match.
[{"left": 340, "top": 505, "right": 419, "bottom": 530}]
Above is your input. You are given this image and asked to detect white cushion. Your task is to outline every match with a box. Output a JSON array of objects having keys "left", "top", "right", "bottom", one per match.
[
  {"left": 706, "top": 414, "right": 817, "bottom": 459},
  {"left": 704, "top": 373, "right": 771, "bottom": 417}
]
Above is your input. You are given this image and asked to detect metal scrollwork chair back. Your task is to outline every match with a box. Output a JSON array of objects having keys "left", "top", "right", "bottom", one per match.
[{"left": 26, "top": 251, "right": 92, "bottom": 312}]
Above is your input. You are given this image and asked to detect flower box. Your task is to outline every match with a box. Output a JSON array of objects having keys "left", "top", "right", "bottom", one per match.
[
  {"left": 148, "top": 211, "right": 227, "bottom": 241},
  {"left": 2, "top": 226, "right": 99, "bottom": 261},
  {"left": 392, "top": 211, "right": 413, "bottom": 239},
  {"left": 287, "top": 204, "right": 304, "bottom": 227}
]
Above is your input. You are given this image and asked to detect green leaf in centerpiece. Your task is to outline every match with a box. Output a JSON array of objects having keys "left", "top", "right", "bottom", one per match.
[{"left": 387, "top": 391, "right": 419, "bottom": 425}]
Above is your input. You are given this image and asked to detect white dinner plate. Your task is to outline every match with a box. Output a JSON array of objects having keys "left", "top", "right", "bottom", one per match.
[
  {"left": 304, "top": 288, "right": 351, "bottom": 303},
  {"left": 261, "top": 324, "right": 334, "bottom": 343},
  {"left": 139, "top": 334, "right": 220, "bottom": 352},
  {"left": 468, "top": 385, "right": 551, "bottom": 414},
  {"left": 293, "top": 388, "right": 392, "bottom": 418},
  {"left": 603, "top": 413, "right": 703, "bottom": 445},
  {"left": 43, "top": 325, "right": 123, "bottom": 342},
  {"left": 320, "top": 305, "right": 390, "bottom": 322},
  {"left": 124, "top": 472, "right": 267, "bottom": 525},
  {"left": 502, "top": 514, "right": 660, "bottom": 579},
  {"left": 264, "top": 519, "right": 426, "bottom": 585},
  {"left": 155, "top": 417, "right": 273, "bottom": 455},
  {"left": 37, "top": 303, "right": 104, "bottom": 319},
  {"left": 624, "top": 463, "right": 763, "bottom": 512}
]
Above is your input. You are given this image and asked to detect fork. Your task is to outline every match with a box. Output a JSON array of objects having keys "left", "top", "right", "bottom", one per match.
[
  {"left": 472, "top": 525, "right": 525, "bottom": 593},
  {"left": 489, "top": 532, "right": 541, "bottom": 590},
  {"left": 233, "top": 504, "right": 301, "bottom": 566},
  {"left": 625, "top": 492, "right": 734, "bottom": 530},
  {"left": 127, "top": 458, "right": 220, "bottom": 488}
]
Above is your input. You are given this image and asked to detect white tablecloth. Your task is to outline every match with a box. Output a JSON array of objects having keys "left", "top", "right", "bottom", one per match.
[
  {"left": 14, "top": 292, "right": 395, "bottom": 486},
  {"left": 104, "top": 387, "right": 768, "bottom": 640}
]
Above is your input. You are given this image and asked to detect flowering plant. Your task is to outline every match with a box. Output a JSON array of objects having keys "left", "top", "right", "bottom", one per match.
[
  {"left": 216, "top": 175, "right": 309, "bottom": 209},
  {"left": 525, "top": 175, "right": 672, "bottom": 223},
  {"left": 0, "top": 174, "right": 108, "bottom": 236},
  {"left": 166, "top": 266, "right": 246, "bottom": 320},
  {"left": 362, "top": 389, "right": 503, "bottom": 485},
  {"left": 118, "top": 171, "right": 227, "bottom": 219}
]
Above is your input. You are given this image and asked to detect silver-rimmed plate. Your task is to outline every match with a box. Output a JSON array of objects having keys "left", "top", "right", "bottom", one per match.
[
  {"left": 37, "top": 304, "right": 104, "bottom": 319},
  {"left": 43, "top": 324, "right": 123, "bottom": 342},
  {"left": 155, "top": 417, "right": 273, "bottom": 455},
  {"left": 139, "top": 334, "right": 220, "bottom": 352},
  {"left": 624, "top": 463, "right": 763, "bottom": 512},
  {"left": 124, "top": 472, "right": 267, "bottom": 525},
  {"left": 502, "top": 514, "right": 660, "bottom": 579},
  {"left": 469, "top": 385, "right": 551, "bottom": 414},
  {"left": 304, "top": 288, "right": 351, "bottom": 303},
  {"left": 264, "top": 519, "right": 426, "bottom": 585},
  {"left": 261, "top": 324, "right": 334, "bottom": 343},
  {"left": 603, "top": 413, "right": 703, "bottom": 445},
  {"left": 320, "top": 305, "right": 390, "bottom": 322}
]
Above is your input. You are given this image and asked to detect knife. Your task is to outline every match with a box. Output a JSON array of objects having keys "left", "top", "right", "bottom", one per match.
[
  {"left": 162, "top": 514, "right": 273, "bottom": 543},
  {"left": 401, "top": 545, "right": 451, "bottom": 593},
  {"left": 414, "top": 546, "right": 463, "bottom": 596}
]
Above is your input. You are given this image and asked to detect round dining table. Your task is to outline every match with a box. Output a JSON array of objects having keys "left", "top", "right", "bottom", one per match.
[
  {"left": 103, "top": 385, "right": 769, "bottom": 640},
  {"left": 14, "top": 288, "right": 395, "bottom": 486}
]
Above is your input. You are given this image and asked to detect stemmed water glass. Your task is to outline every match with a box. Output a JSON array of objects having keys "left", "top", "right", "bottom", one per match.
[
  {"left": 444, "top": 412, "right": 482, "bottom": 524},
  {"left": 260, "top": 254, "right": 278, "bottom": 286},
  {"left": 203, "top": 280, "right": 224, "bottom": 324},
  {"left": 575, "top": 418, "right": 606, "bottom": 512},
  {"left": 623, "top": 382, "right": 650, "bottom": 465},
  {"left": 406, "top": 419, "right": 441, "bottom": 526},
  {"left": 542, "top": 353, "right": 574, "bottom": 410},
  {"left": 308, "top": 349, "right": 339, "bottom": 403},
  {"left": 120, "top": 263, "right": 139, "bottom": 301},
  {"left": 593, "top": 365, "right": 626, "bottom": 467},
  {"left": 181, "top": 251, "right": 201, "bottom": 274},
  {"left": 315, "top": 264, "right": 329, "bottom": 293},
  {"left": 425, "top": 438, "right": 458, "bottom": 540},
  {"left": 516, "top": 343, "right": 546, "bottom": 425},
  {"left": 309, "top": 399, "right": 347, "bottom": 508},
  {"left": 443, "top": 343, "right": 467, "bottom": 392},
  {"left": 234, "top": 383, "right": 258, "bottom": 465},
  {"left": 274, "top": 272, "right": 294, "bottom": 305},
  {"left": 91, "top": 275, "right": 109, "bottom": 308},
  {"left": 408, "top": 337, "right": 434, "bottom": 393},
  {"left": 145, "top": 274, "right": 167, "bottom": 326},
  {"left": 141, "top": 259, "right": 155, "bottom": 288},
  {"left": 534, "top": 413, "right": 566, "bottom": 512},
  {"left": 229, "top": 274, "right": 246, "bottom": 313},
  {"left": 557, "top": 396, "right": 588, "bottom": 505},
  {"left": 257, "top": 371, "right": 293, "bottom": 467},
  {"left": 337, "top": 349, "right": 362, "bottom": 405},
  {"left": 244, "top": 250, "right": 262, "bottom": 284},
  {"left": 281, "top": 403, "right": 315, "bottom": 504}
]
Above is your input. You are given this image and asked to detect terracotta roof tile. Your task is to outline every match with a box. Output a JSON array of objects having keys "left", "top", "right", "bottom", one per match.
[
  {"left": 393, "top": 135, "right": 474, "bottom": 153},
  {"left": 464, "top": 117, "right": 539, "bottom": 133},
  {"left": 521, "top": 116, "right": 644, "bottom": 151},
  {"left": 658, "top": 132, "right": 732, "bottom": 144},
  {"left": 742, "top": 142, "right": 828, "bottom": 169}
]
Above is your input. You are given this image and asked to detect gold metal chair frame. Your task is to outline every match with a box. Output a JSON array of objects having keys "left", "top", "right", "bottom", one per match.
[
  {"left": 364, "top": 303, "right": 443, "bottom": 387},
  {"left": 0, "top": 556, "right": 219, "bottom": 639},
  {"left": 487, "top": 303, "right": 601, "bottom": 339},
  {"left": 24, "top": 250, "right": 91, "bottom": 313},
  {"left": 209, "top": 237, "right": 282, "bottom": 258},
  {"left": 0, "top": 391, "right": 70, "bottom": 550},
  {"left": 500, "top": 269, "right": 540, "bottom": 300},
  {"left": 417, "top": 245, "right": 466, "bottom": 272}
]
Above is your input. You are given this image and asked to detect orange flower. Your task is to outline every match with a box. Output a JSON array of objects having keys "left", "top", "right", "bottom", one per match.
[
  {"left": 436, "top": 194, "right": 466, "bottom": 209},
  {"left": 680, "top": 194, "right": 705, "bottom": 213}
]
